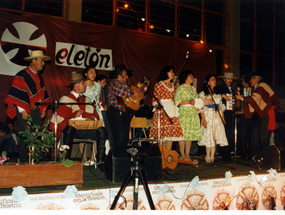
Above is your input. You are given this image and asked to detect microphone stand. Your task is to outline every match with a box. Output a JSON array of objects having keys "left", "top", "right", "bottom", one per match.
[
  {"left": 35, "top": 101, "right": 95, "bottom": 161},
  {"left": 173, "top": 51, "right": 190, "bottom": 87}
]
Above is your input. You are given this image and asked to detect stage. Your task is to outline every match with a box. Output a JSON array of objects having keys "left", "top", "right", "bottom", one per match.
[{"left": 0, "top": 155, "right": 284, "bottom": 210}]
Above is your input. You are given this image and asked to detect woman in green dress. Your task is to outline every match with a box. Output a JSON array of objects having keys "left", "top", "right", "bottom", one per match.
[{"left": 174, "top": 70, "right": 202, "bottom": 164}]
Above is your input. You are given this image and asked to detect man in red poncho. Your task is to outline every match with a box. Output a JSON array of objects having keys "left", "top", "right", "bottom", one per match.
[
  {"left": 236, "top": 72, "right": 279, "bottom": 157},
  {"left": 5, "top": 50, "right": 51, "bottom": 162}
]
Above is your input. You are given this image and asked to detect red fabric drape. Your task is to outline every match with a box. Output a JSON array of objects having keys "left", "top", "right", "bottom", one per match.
[{"left": 0, "top": 12, "right": 216, "bottom": 124}]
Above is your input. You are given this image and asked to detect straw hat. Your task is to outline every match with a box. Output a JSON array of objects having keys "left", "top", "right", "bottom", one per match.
[
  {"left": 23, "top": 50, "right": 51, "bottom": 61},
  {"left": 218, "top": 72, "right": 239, "bottom": 80},
  {"left": 70, "top": 71, "right": 85, "bottom": 83}
]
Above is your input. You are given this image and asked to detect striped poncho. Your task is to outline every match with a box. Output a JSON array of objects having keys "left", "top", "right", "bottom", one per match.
[
  {"left": 244, "top": 82, "right": 280, "bottom": 130},
  {"left": 5, "top": 67, "right": 51, "bottom": 119}
]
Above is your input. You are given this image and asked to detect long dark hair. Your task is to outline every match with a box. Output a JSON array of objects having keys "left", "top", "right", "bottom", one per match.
[
  {"left": 201, "top": 74, "right": 217, "bottom": 96},
  {"left": 157, "top": 65, "right": 175, "bottom": 82}
]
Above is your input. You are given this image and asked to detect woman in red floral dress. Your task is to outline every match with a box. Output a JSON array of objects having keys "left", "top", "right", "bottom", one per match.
[{"left": 149, "top": 66, "right": 184, "bottom": 154}]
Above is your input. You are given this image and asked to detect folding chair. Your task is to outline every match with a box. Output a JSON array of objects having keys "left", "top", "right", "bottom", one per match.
[{"left": 130, "top": 117, "right": 156, "bottom": 146}]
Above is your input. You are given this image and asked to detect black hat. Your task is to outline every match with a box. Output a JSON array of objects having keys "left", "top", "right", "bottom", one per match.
[
  {"left": 115, "top": 65, "right": 133, "bottom": 77},
  {"left": 248, "top": 72, "right": 264, "bottom": 78},
  {"left": 239, "top": 74, "right": 251, "bottom": 85},
  {"left": 109, "top": 65, "right": 133, "bottom": 79}
]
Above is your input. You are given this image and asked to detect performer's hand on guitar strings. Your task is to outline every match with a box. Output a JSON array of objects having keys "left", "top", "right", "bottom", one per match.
[{"left": 133, "top": 90, "right": 140, "bottom": 98}]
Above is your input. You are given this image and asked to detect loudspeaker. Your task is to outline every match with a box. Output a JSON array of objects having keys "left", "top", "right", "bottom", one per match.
[
  {"left": 105, "top": 145, "right": 162, "bottom": 183},
  {"left": 252, "top": 143, "right": 281, "bottom": 171}
]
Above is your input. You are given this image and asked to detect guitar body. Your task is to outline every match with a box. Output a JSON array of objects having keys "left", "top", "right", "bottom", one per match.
[
  {"left": 159, "top": 145, "right": 178, "bottom": 170},
  {"left": 117, "top": 76, "right": 149, "bottom": 114}
]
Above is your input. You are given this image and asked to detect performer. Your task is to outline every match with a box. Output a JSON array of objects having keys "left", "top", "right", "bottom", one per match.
[
  {"left": 49, "top": 72, "right": 108, "bottom": 170},
  {"left": 149, "top": 66, "right": 184, "bottom": 152},
  {"left": 5, "top": 50, "right": 51, "bottom": 163},
  {"left": 107, "top": 65, "right": 147, "bottom": 148},
  {"left": 82, "top": 67, "right": 110, "bottom": 162},
  {"left": 95, "top": 74, "right": 114, "bottom": 147},
  {"left": 174, "top": 70, "right": 202, "bottom": 163},
  {"left": 95, "top": 74, "right": 108, "bottom": 110},
  {"left": 215, "top": 72, "right": 239, "bottom": 161},
  {"left": 198, "top": 75, "right": 228, "bottom": 163},
  {"left": 237, "top": 74, "right": 254, "bottom": 159},
  {"left": 235, "top": 72, "right": 279, "bottom": 156},
  {"left": 82, "top": 66, "right": 103, "bottom": 121}
]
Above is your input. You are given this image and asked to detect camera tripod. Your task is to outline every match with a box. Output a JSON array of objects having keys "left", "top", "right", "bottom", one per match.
[{"left": 110, "top": 149, "right": 155, "bottom": 210}]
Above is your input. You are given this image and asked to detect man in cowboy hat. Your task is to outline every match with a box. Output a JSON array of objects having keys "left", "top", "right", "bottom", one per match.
[
  {"left": 215, "top": 72, "right": 239, "bottom": 161},
  {"left": 236, "top": 72, "right": 279, "bottom": 157},
  {"left": 5, "top": 50, "right": 51, "bottom": 163},
  {"left": 49, "top": 72, "right": 108, "bottom": 171}
]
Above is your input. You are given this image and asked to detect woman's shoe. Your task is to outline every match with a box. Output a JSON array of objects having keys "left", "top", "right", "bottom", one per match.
[
  {"left": 89, "top": 160, "right": 95, "bottom": 166},
  {"left": 83, "top": 160, "right": 90, "bottom": 166},
  {"left": 192, "top": 159, "right": 200, "bottom": 167},
  {"left": 205, "top": 156, "right": 211, "bottom": 163}
]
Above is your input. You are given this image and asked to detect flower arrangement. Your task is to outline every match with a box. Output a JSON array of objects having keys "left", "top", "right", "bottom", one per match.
[
  {"left": 0, "top": 151, "right": 8, "bottom": 165},
  {"left": 18, "top": 115, "right": 55, "bottom": 164}
]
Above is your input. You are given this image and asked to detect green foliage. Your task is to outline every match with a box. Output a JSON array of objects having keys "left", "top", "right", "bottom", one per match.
[
  {"left": 60, "top": 148, "right": 73, "bottom": 168},
  {"left": 19, "top": 115, "right": 55, "bottom": 163},
  {"left": 1, "top": 151, "right": 7, "bottom": 157}
]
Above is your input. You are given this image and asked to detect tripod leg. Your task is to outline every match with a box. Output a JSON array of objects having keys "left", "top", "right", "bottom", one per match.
[
  {"left": 133, "top": 160, "right": 139, "bottom": 210},
  {"left": 139, "top": 168, "right": 155, "bottom": 210},
  {"left": 110, "top": 169, "right": 133, "bottom": 210}
]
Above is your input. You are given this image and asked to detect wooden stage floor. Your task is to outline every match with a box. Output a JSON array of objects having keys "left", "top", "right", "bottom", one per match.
[{"left": 0, "top": 155, "right": 281, "bottom": 197}]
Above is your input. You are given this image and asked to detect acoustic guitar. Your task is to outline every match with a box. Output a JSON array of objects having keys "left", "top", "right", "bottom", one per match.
[
  {"left": 117, "top": 76, "right": 149, "bottom": 114},
  {"left": 159, "top": 145, "right": 178, "bottom": 170}
]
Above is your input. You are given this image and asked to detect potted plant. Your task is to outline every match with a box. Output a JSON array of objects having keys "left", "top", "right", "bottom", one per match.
[
  {"left": 1, "top": 117, "right": 83, "bottom": 189},
  {"left": 19, "top": 115, "right": 55, "bottom": 164}
]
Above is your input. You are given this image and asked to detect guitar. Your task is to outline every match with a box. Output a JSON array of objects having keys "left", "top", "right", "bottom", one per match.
[
  {"left": 159, "top": 145, "right": 178, "bottom": 169},
  {"left": 117, "top": 76, "right": 149, "bottom": 114}
]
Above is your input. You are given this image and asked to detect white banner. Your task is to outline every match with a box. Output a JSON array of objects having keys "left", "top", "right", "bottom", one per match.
[
  {"left": 1, "top": 173, "right": 284, "bottom": 210},
  {"left": 55, "top": 42, "right": 113, "bottom": 70}
]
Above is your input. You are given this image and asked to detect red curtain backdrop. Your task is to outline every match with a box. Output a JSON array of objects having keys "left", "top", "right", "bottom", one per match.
[{"left": 0, "top": 12, "right": 216, "bottom": 124}]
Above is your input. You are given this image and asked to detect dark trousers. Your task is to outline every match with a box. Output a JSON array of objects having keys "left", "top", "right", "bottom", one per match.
[
  {"left": 221, "top": 110, "right": 235, "bottom": 160},
  {"left": 107, "top": 106, "right": 132, "bottom": 148},
  {"left": 17, "top": 109, "right": 41, "bottom": 162},
  {"left": 102, "top": 110, "right": 114, "bottom": 146},
  {"left": 251, "top": 114, "right": 271, "bottom": 156},
  {"left": 237, "top": 115, "right": 253, "bottom": 158},
  {"left": 62, "top": 126, "right": 108, "bottom": 162}
]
